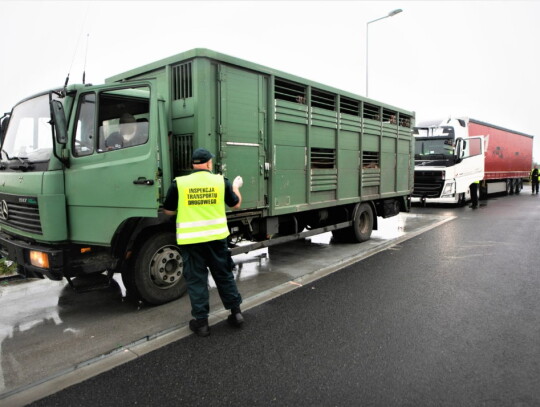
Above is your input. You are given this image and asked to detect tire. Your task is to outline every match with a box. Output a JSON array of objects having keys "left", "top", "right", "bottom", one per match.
[
  {"left": 514, "top": 179, "right": 522, "bottom": 195},
  {"left": 352, "top": 203, "right": 374, "bottom": 242},
  {"left": 506, "top": 179, "right": 513, "bottom": 195},
  {"left": 128, "top": 231, "right": 187, "bottom": 305},
  {"left": 331, "top": 203, "right": 374, "bottom": 243},
  {"left": 457, "top": 192, "right": 466, "bottom": 207}
]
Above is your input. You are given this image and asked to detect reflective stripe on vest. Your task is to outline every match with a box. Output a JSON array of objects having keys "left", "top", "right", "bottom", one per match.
[{"left": 175, "top": 172, "right": 229, "bottom": 244}]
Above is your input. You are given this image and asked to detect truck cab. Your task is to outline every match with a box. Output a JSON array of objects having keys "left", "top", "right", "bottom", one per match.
[
  {"left": 412, "top": 117, "right": 484, "bottom": 205},
  {"left": 0, "top": 82, "right": 184, "bottom": 303}
]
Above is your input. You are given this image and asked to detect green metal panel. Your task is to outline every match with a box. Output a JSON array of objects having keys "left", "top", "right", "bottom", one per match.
[
  {"left": 310, "top": 127, "right": 335, "bottom": 149},
  {"left": 339, "top": 130, "right": 360, "bottom": 151},
  {"left": 273, "top": 121, "right": 307, "bottom": 147},
  {"left": 362, "top": 134, "right": 380, "bottom": 151},
  {"left": 218, "top": 64, "right": 267, "bottom": 209},
  {"left": 338, "top": 149, "right": 359, "bottom": 199},
  {"left": 273, "top": 145, "right": 306, "bottom": 208}
]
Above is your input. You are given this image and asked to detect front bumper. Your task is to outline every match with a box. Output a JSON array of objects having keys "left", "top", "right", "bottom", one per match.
[{"left": 0, "top": 231, "right": 64, "bottom": 280}]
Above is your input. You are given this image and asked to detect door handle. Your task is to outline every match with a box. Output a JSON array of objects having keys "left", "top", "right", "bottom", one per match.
[{"left": 133, "top": 178, "right": 154, "bottom": 186}]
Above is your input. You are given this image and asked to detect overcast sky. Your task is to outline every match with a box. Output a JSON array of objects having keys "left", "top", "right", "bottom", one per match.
[{"left": 2, "top": 0, "right": 539, "bottom": 161}]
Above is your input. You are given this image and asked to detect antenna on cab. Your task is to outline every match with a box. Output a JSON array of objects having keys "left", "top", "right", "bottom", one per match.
[
  {"left": 63, "top": 5, "right": 90, "bottom": 92},
  {"left": 82, "top": 34, "right": 90, "bottom": 85}
]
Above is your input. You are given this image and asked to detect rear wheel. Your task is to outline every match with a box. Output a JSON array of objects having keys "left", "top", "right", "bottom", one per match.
[
  {"left": 331, "top": 203, "right": 374, "bottom": 243},
  {"left": 352, "top": 203, "right": 374, "bottom": 242},
  {"left": 514, "top": 179, "right": 522, "bottom": 194},
  {"left": 506, "top": 179, "right": 513, "bottom": 195},
  {"left": 126, "top": 231, "right": 187, "bottom": 305}
]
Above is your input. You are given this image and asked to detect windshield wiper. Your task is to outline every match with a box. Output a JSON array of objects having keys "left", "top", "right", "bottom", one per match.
[
  {"left": 8, "top": 161, "right": 34, "bottom": 171},
  {"left": 2, "top": 149, "right": 28, "bottom": 164},
  {"left": 1, "top": 149, "right": 14, "bottom": 161},
  {"left": 1, "top": 150, "right": 30, "bottom": 163},
  {"left": 1, "top": 151, "right": 34, "bottom": 170}
]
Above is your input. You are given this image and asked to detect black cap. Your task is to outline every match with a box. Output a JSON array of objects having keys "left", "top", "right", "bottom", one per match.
[{"left": 191, "top": 148, "right": 214, "bottom": 164}]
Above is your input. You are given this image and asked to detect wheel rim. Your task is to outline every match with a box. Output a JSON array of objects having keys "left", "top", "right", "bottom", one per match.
[{"left": 148, "top": 245, "right": 183, "bottom": 289}]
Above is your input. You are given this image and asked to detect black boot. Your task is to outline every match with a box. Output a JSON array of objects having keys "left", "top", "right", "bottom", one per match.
[
  {"left": 227, "top": 307, "right": 244, "bottom": 328},
  {"left": 189, "top": 318, "right": 210, "bottom": 337}
]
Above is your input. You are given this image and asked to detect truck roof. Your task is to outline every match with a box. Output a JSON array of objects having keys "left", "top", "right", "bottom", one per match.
[
  {"left": 466, "top": 117, "right": 534, "bottom": 139},
  {"left": 105, "top": 48, "right": 414, "bottom": 116},
  {"left": 416, "top": 117, "right": 533, "bottom": 139}
]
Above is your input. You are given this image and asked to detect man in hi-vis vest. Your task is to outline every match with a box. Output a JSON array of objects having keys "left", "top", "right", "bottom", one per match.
[
  {"left": 164, "top": 148, "right": 244, "bottom": 337},
  {"left": 530, "top": 165, "right": 539, "bottom": 195}
]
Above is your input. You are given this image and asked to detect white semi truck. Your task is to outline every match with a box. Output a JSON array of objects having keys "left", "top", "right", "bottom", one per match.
[{"left": 412, "top": 117, "right": 533, "bottom": 205}]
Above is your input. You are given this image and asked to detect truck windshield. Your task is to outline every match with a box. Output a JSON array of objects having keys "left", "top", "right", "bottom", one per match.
[
  {"left": 415, "top": 138, "right": 455, "bottom": 157},
  {"left": 1, "top": 94, "right": 55, "bottom": 163}
]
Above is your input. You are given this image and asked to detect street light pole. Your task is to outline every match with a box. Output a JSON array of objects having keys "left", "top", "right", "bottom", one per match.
[{"left": 366, "top": 8, "right": 403, "bottom": 97}]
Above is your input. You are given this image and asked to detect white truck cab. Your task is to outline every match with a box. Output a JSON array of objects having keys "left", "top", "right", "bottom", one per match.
[{"left": 412, "top": 117, "right": 484, "bottom": 205}]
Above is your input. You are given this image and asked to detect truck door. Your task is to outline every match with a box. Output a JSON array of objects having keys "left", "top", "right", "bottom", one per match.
[
  {"left": 455, "top": 136, "right": 484, "bottom": 194},
  {"left": 65, "top": 83, "right": 160, "bottom": 244},
  {"left": 218, "top": 65, "right": 267, "bottom": 209}
]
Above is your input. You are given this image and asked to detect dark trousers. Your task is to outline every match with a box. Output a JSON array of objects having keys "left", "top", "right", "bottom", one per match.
[
  {"left": 532, "top": 179, "right": 539, "bottom": 194},
  {"left": 470, "top": 183, "right": 479, "bottom": 208},
  {"left": 180, "top": 238, "right": 242, "bottom": 320}
]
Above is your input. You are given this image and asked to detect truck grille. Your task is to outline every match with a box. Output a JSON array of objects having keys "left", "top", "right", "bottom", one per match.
[
  {"left": 413, "top": 170, "right": 444, "bottom": 198},
  {"left": 0, "top": 194, "right": 42, "bottom": 234}
]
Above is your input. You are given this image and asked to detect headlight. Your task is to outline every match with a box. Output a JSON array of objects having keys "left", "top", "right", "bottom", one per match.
[
  {"left": 442, "top": 182, "right": 455, "bottom": 196},
  {"left": 29, "top": 251, "right": 50, "bottom": 269}
]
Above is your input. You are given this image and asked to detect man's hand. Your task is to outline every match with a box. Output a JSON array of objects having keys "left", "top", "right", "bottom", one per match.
[{"left": 233, "top": 176, "right": 243, "bottom": 189}]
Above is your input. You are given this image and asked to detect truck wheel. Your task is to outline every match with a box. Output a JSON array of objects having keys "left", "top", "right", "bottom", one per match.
[
  {"left": 332, "top": 203, "right": 374, "bottom": 243},
  {"left": 352, "top": 203, "right": 374, "bottom": 242},
  {"left": 506, "top": 179, "right": 513, "bottom": 195},
  {"left": 515, "top": 179, "right": 521, "bottom": 194},
  {"left": 129, "top": 231, "right": 187, "bottom": 305}
]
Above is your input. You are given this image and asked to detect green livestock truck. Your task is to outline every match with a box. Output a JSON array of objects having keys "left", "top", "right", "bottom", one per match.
[{"left": 0, "top": 49, "right": 414, "bottom": 304}]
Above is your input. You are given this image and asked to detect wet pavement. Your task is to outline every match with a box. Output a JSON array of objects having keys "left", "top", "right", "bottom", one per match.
[{"left": 0, "top": 211, "right": 452, "bottom": 405}]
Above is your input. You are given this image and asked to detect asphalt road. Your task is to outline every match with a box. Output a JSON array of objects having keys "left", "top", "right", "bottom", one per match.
[{"left": 30, "top": 191, "right": 540, "bottom": 406}]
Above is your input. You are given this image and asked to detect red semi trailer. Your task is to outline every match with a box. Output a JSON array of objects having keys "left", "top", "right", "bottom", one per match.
[{"left": 413, "top": 117, "right": 534, "bottom": 204}]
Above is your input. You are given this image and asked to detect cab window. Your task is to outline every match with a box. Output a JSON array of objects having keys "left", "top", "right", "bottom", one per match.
[
  {"left": 72, "top": 86, "right": 150, "bottom": 156},
  {"left": 97, "top": 87, "right": 150, "bottom": 152}
]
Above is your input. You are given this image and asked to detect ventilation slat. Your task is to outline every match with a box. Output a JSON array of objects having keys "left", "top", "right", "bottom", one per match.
[
  {"left": 340, "top": 97, "right": 360, "bottom": 116},
  {"left": 362, "top": 151, "right": 380, "bottom": 168},
  {"left": 173, "top": 62, "right": 193, "bottom": 100},
  {"left": 311, "top": 148, "right": 336, "bottom": 169},
  {"left": 311, "top": 89, "right": 335, "bottom": 111},
  {"left": 363, "top": 103, "right": 380, "bottom": 121}
]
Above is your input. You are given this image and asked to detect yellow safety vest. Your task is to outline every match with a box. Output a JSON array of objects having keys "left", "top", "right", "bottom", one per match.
[{"left": 175, "top": 171, "right": 229, "bottom": 244}]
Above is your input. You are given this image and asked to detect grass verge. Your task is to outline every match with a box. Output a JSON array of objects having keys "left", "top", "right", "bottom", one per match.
[{"left": 0, "top": 258, "right": 18, "bottom": 276}]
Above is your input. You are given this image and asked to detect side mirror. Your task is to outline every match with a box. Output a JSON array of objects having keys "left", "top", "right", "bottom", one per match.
[
  {"left": 454, "top": 137, "right": 466, "bottom": 162},
  {"left": 0, "top": 114, "right": 9, "bottom": 145},
  {"left": 50, "top": 100, "right": 68, "bottom": 145}
]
